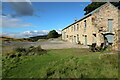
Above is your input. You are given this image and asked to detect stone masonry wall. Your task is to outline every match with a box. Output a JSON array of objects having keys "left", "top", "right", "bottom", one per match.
[
  {"left": 62, "top": 3, "right": 119, "bottom": 48},
  {"left": 92, "top": 3, "right": 119, "bottom": 48}
]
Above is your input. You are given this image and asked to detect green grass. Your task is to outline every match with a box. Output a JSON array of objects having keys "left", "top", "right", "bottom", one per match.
[{"left": 2, "top": 48, "right": 118, "bottom": 78}]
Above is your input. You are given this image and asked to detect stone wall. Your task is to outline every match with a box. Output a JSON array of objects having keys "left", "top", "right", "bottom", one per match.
[
  {"left": 62, "top": 15, "right": 94, "bottom": 45},
  {"left": 62, "top": 3, "right": 119, "bottom": 48},
  {"left": 93, "top": 3, "right": 119, "bottom": 42}
]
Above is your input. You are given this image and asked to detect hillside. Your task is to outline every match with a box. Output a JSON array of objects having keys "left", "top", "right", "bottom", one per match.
[
  {"left": 0, "top": 35, "right": 28, "bottom": 42},
  {"left": 28, "top": 34, "right": 62, "bottom": 42},
  {"left": 28, "top": 35, "right": 48, "bottom": 41},
  {"left": 0, "top": 34, "right": 62, "bottom": 42}
]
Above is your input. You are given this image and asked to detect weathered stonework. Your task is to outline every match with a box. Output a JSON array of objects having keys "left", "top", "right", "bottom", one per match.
[{"left": 62, "top": 2, "right": 119, "bottom": 50}]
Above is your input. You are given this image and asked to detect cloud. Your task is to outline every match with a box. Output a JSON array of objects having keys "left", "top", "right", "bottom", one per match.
[
  {"left": 8, "top": 1, "right": 33, "bottom": 17},
  {"left": 2, "top": 29, "right": 61, "bottom": 38},
  {"left": 2, "top": 0, "right": 42, "bottom": 18},
  {"left": 2, "top": 0, "right": 33, "bottom": 17},
  {"left": 0, "top": 5, "right": 2, "bottom": 10},
  {"left": 56, "top": 29, "right": 62, "bottom": 34},
  {"left": 2, "top": 30, "right": 49, "bottom": 38},
  {"left": 10, "top": 2, "right": 33, "bottom": 17},
  {"left": 1, "top": 32, "right": 20, "bottom": 37},
  {"left": 20, "top": 30, "right": 49, "bottom": 37},
  {"left": 1, "top": 15, "right": 32, "bottom": 28}
]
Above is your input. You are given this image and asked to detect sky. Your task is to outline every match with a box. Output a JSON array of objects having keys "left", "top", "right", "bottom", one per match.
[{"left": 1, "top": 1, "right": 91, "bottom": 38}]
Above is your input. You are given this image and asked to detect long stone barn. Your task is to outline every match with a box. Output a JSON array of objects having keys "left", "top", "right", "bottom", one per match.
[{"left": 62, "top": 2, "right": 120, "bottom": 50}]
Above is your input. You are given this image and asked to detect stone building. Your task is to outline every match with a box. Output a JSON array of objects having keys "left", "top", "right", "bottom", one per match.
[{"left": 62, "top": 2, "right": 120, "bottom": 49}]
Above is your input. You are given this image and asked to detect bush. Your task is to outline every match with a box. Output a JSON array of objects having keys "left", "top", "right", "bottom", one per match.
[
  {"left": 13, "top": 45, "right": 47, "bottom": 56},
  {"left": 16, "top": 52, "right": 22, "bottom": 57},
  {"left": 6, "top": 46, "right": 47, "bottom": 58},
  {"left": 14, "top": 47, "right": 26, "bottom": 53},
  {"left": 9, "top": 53, "right": 16, "bottom": 58},
  {"left": 47, "top": 30, "right": 59, "bottom": 38},
  {"left": 29, "top": 46, "right": 34, "bottom": 48},
  {"left": 27, "top": 45, "right": 46, "bottom": 55}
]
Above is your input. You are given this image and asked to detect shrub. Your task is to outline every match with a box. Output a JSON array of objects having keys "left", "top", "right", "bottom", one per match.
[
  {"left": 27, "top": 45, "right": 47, "bottom": 55},
  {"left": 9, "top": 53, "right": 16, "bottom": 58},
  {"left": 7, "top": 46, "right": 46, "bottom": 57},
  {"left": 16, "top": 52, "right": 22, "bottom": 57},
  {"left": 34, "top": 46, "right": 42, "bottom": 52},
  {"left": 14, "top": 47, "right": 26, "bottom": 53},
  {"left": 29, "top": 46, "right": 34, "bottom": 48},
  {"left": 47, "top": 30, "right": 59, "bottom": 38}
]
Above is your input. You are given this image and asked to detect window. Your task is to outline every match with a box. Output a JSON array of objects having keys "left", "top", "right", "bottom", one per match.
[
  {"left": 71, "top": 28, "right": 72, "bottom": 31},
  {"left": 92, "top": 17, "right": 95, "bottom": 24},
  {"left": 74, "top": 25, "right": 75, "bottom": 31},
  {"left": 84, "top": 35, "right": 87, "bottom": 46},
  {"left": 77, "top": 34, "right": 79, "bottom": 42},
  {"left": 74, "top": 24, "right": 78, "bottom": 31},
  {"left": 79, "top": 23, "right": 81, "bottom": 29},
  {"left": 84, "top": 20, "right": 87, "bottom": 29},
  {"left": 68, "top": 28, "right": 69, "bottom": 32},
  {"left": 67, "top": 35, "right": 68, "bottom": 38},
  {"left": 77, "top": 24, "right": 79, "bottom": 30}
]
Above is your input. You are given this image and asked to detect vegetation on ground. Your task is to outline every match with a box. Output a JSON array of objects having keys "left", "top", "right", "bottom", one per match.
[
  {"left": 2, "top": 46, "right": 47, "bottom": 77},
  {"left": 2, "top": 48, "right": 118, "bottom": 78}
]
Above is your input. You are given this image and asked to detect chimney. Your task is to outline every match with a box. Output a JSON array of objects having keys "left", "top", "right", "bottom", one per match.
[{"left": 74, "top": 17, "right": 77, "bottom": 22}]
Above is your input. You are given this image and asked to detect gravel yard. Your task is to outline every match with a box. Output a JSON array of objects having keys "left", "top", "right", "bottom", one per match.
[
  {"left": 40, "top": 40, "right": 89, "bottom": 49},
  {"left": 2, "top": 38, "right": 89, "bottom": 53}
]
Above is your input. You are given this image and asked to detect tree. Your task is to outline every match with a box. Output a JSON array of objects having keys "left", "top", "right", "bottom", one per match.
[
  {"left": 84, "top": 2, "right": 120, "bottom": 15},
  {"left": 47, "top": 30, "right": 59, "bottom": 38}
]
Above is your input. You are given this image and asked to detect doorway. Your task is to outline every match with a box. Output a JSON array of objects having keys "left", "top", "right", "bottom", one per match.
[{"left": 84, "top": 35, "right": 87, "bottom": 46}]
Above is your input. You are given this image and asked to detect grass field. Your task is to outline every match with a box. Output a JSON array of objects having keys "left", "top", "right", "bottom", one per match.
[{"left": 2, "top": 48, "right": 118, "bottom": 78}]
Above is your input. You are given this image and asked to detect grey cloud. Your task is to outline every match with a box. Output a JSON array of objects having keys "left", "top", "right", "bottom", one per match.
[
  {"left": 9, "top": 2, "right": 33, "bottom": 17},
  {"left": 1, "top": 13, "right": 7, "bottom": 16},
  {"left": 0, "top": 5, "right": 2, "bottom": 10},
  {"left": 2, "top": 1, "right": 42, "bottom": 18}
]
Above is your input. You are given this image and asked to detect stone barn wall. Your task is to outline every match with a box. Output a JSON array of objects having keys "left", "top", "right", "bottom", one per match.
[
  {"left": 92, "top": 3, "right": 119, "bottom": 47},
  {"left": 62, "top": 3, "right": 119, "bottom": 50}
]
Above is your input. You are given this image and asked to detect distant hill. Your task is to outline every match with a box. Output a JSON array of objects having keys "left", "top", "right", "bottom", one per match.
[
  {"left": 30, "top": 35, "right": 48, "bottom": 39},
  {"left": 28, "top": 35, "right": 48, "bottom": 41},
  {"left": 0, "top": 35, "right": 19, "bottom": 39},
  {"left": 0, "top": 35, "right": 28, "bottom": 42},
  {"left": 0, "top": 34, "right": 62, "bottom": 42},
  {"left": 28, "top": 34, "right": 62, "bottom": 42}
]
